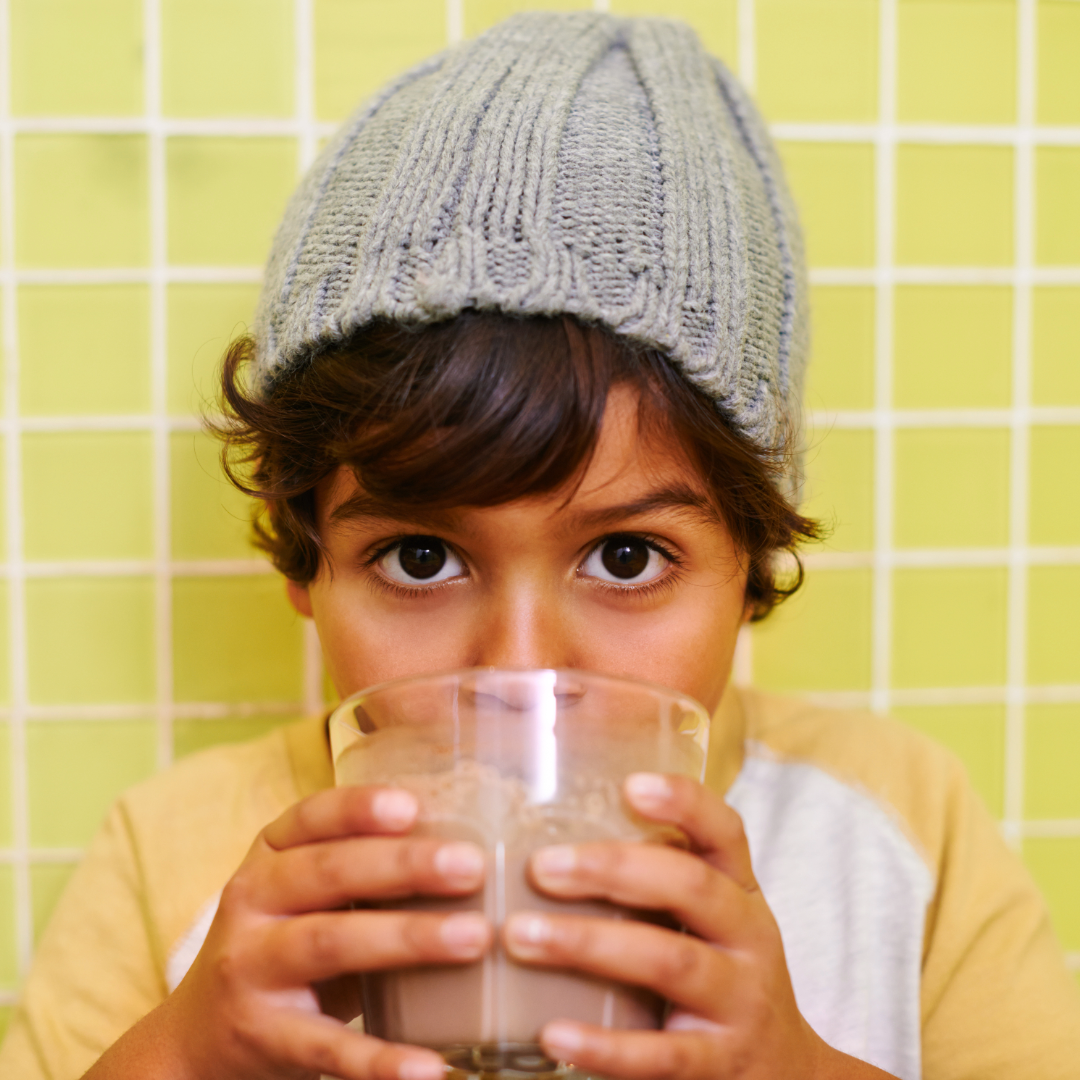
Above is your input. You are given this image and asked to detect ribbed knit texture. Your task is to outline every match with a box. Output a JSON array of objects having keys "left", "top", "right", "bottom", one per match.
[{"left": 254, "top": 12, "right": 808, "bottom": 472}]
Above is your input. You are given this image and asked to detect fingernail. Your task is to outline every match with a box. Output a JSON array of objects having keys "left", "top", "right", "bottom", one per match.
[
  {"left": 542, "top": 1020, "right": 585, "bottom": 1056},
  {"left": 625, "top": 772, "right": 672, "bottom": 809},
  {"left": 440, "top": 912, "right": 490, "bottom": 957},
  {"left": 532, "top": 845, "right": 576, "bottom": 879},
  {"left": 505, "top": 913, "right": 553, "bottom": 956},
  {"left": 373, "top": 789, "right": 417, "bottom": 829},
  {"left": 398, "top": 1055, "right": 445, "bottom": 1080},
  {"left": 435, "top": 842, "right": 485, "bottom": 883}
]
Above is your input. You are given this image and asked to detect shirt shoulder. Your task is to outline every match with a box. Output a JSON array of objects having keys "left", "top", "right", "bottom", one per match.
[{"left": 731, "top": 688, "right": 1080, "bottom": 1080}]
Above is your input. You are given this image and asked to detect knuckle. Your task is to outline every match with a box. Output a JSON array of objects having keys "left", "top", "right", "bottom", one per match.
[
  {"left": 654, "top": 936, "right": 708, "bottom": 988},
  {"left": 305, "top": 918, "right": 344, "bottom": 968},
  {"left": 652, "top": 1036, "right": 698, "bottom": 1080},
  {"left": 683, "top": 858, "right": 716, "bottom": 906}
]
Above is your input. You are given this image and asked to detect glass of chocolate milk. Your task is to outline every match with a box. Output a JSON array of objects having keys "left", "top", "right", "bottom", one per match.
[{"left": 329, "top": 668, "right": 709, "bottom": 1079}]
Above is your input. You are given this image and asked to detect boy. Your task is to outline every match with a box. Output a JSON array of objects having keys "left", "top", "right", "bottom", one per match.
[{"left": 2, "top": 12, "right": 1079, "bottom": 1080}]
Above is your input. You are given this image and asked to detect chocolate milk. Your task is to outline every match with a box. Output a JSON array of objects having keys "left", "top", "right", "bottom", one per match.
[{"left": 351, "top": 759, "right": 671, "bottom": 1065}]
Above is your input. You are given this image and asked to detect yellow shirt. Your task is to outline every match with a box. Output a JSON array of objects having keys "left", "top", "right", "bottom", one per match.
[{"left": 2, "top": 688, "right": 1078, "bottom": 1078}]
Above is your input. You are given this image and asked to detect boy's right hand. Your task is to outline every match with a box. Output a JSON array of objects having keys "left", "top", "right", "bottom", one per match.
[{"left": 83, "top": 786, "right": 491, "bottom": 1080}]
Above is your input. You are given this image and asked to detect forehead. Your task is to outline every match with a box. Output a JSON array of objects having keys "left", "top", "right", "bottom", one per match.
[{"left": 320, "top": 384, "right": 717, "bottom": 533}]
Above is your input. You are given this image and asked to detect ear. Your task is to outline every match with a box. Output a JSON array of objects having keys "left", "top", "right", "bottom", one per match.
[{"left": 286, "top": 578, "right": 314, "bottom": 619}]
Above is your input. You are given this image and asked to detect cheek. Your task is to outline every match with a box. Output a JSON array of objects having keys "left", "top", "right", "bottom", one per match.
[
  {"left": 308, "top": 581, "right": 473, "bottom": 698},
  {"left": 572, "top": 577, "right": 745, "bottom": 714}
]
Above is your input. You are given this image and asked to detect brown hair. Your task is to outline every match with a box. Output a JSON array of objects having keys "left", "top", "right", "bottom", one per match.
[{"left": 214, "top": 314, "right": 819, "bottom": 620}]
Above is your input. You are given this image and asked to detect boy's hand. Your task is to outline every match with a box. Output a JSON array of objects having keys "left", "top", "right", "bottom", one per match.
[
  {"left": 504, "top": 774, "right": 899, "bottom": 1080},
  {"left": 84, "top": 785, "right": 490, "bottom": 1080}
]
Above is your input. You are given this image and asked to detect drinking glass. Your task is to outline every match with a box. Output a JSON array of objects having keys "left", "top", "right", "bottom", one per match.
[{"left": 329, "top": 668, "right": 710, "bottom": 1079}]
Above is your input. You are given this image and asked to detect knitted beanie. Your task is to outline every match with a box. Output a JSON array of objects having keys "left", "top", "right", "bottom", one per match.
[{"left": 254, "top": 12, "right": 808, "bottom": 475}]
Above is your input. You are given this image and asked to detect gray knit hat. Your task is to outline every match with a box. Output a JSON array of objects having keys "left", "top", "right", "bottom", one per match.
[{"left": 254, "top": 12, "right": 808, "bottom": 468}]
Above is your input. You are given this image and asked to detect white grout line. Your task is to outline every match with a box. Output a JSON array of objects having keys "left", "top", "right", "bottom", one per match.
[
  {"left": 593, "top": 0, "right": 611, "bottom": 13},
  {"left": 295, "top": 0, "right": 318, "bottom": 172},
  {"left": 1067, "top": 952, "right": 1080, "bottom": 973},
  {"left": 868, "top": 0, "right": 897, "bottom": 716},
  {"left": 6, "top": 115, "right": 339, "bottom": 138},
  {"left": 145, "top": 0, "right": 174, "bottom": 776},
  {"left": 770, "top": 121, "right": 1080, "bottom": 145},
  {"left": 1002, "top": 0, "right": 1038, "bottom": 850},
  {"left": 801, "top": 684, "right": 1080, "bottom": 709},
  {"left": 5, "top": 265, "right": 263, "bottom": 285},
  {"left": 810, "top": 265, "right": 1080, "bottom": 286},
  {"left": 0, "top": 0, "right": 32, "bottom": 983},
  {"left": 803, "top": 547, "right": 1080, "bottom": 570},
  {"left": 446, "top": 0, "right": 464, "bottom": 45},
  {"left": 810, "top": 407, "right": 1080, "bottom": 428},
  {"left": 737, "top": 0, "right": 756, "bottom": 91}
]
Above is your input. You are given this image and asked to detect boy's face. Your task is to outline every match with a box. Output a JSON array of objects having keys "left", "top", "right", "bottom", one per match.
[{"left": 288, "top": 386, "right": 749, "bottom": 714}]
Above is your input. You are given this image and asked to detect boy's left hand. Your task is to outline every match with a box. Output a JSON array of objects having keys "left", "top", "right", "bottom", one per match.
[{"left": 503, "top": 773, "right": 897, "bottom": 1080}]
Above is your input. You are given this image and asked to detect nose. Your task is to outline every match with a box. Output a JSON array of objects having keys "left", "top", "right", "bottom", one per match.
[{"left": 466, "top": 585, "right": 575, "bottom": 670}]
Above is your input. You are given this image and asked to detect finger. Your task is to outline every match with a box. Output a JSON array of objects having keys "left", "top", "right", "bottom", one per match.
[
  {"left": 262, "top": 909, "right": 493, "bottom": 985},
  {"left": 624, "top": 773, "right": 758, "bottom": 892},
  {"left": 255, "top": 1009, "right": 445, "bottom": 1080},
  {"left": 527, "top": 840, "right": 758, "bottom": 944},
  {"left": 262, "top": 786, "right": 419, "bottom": 851},
  {"left": 539, "top": 1021, "right": 720, "bottom": 1080},
  {"left": 241, "top": 836, "right": 485, "bottom": 914},
  {"left": 503, "top": 910, "right": 737, "bottom": 1018}
]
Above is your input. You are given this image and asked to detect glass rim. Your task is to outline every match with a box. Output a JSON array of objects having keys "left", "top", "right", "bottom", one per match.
[{"left": 329, "top": 665, "right": 712, "bottom": 726}]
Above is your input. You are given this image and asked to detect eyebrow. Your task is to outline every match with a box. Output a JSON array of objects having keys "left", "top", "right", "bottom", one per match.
[
  {"left": 561, "top": 485, "right": 722, "bottom": 532},
  {"left": 327, "top": 484, "right": 720, "bottom": 534}
]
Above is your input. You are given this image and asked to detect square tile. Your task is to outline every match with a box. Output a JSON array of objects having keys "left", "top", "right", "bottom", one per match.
[
  {"left": 1038, "top": 0, "right": 1080, "bottom": 125},
  {"left": 30, "top": 863, "right": 75, "bottom": 944},
  {"left": 162, "top": 0, "right": 293, "bottom": 117},
  {"left": 1029, "top": 427, "right": 1080, "bottom": 545},
  {"left": 1032, "top": 288, "right": 1080, "bottom": 405},
  {"left": 1025, "top": 704, "right": 1080, "bottom": 819},
  {"left": 752, "top": 568, "right": 873, "bottom": 691},
  {"left": 174, "top": 715, "right": 296, "bottom": 759},
  {"left": 1023, "top": 837, "right": 1080, "bottom": 950},
  {"left": 0, "top": 723, "right": 9, "bottom": 846},
  {"left": 170, "top": 430, "right": 256, "bottom": 560},
  {"left": 172, "top": 575, "right": 304, "bottom": 702},
  {"left": 756, "top": 0, "right": 878, "bottom": 121},
  {"left": 893, "top": 286, "right": 1013, "bottom": 408},
  {"left": 0, "top": 866, "right": 15, "bottom": 988},
  {"left": 167, "top": 283, "right": 260, "bottom": 414},
  {"left": 608, "top": 1, "right": 738, "bottom": 68},
  {"left": 894, "top": 428, "right": 1011, "bottom": 548},
  {"left": 892, "top": 568, "right": 1008, "bottom": 687},
  {"left": 10, "top": 0, "right": 143, "bottom": 116},
  {"left": 16, "top": 135, "right": 149, "bottom": 268},
  {"left": 465, "top": 0, "right": 592, "bottom": 37},
  {"left": 19, "top": 285, "right": 151, "bottom": 415},
  {"left": 1035, "top": 148, "right": 1080, "bottom": 266},
  {"left": 315, "top": 0, "right": 447, "bottom": 121},
  {"left": 1027, "top": 566, "right": 1080, "bottom": 686},
  {"left": 892, "top": 704, "right": 1005, "bottom": 817},
  {"left": 167, "top": 137, "right": 297, "bottom": 265},
  {"left": 22, "top": 431, "right": 154, "bottom": 560},
  {"left": 895, "top": 145, "right": 1013, "bottom": 266},
  {"left": 897, "top": 0, "right": 1016, "bottom": 124},
  {"left": 28, "top": 720, "right": 156, "bottom": 847},
  {"left": 776, "top": 142, "right": 876, "bottom": 267},
  {"left": 26, "top": 577, "right": 156, "bottom": 705},
  {"left": 805, "top": 286, "right": 876, "bottom": 412},
  {"left": 802, "top": 428, "right": 875, "bottom": 552}
]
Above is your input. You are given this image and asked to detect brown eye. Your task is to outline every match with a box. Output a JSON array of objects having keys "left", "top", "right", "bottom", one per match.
[
  {"left": 380, "top": 536, "right": 463, "bottom": 585},
  {"left": 582, "top": 535, "right": 668, "bottom": 586},
  {"left": 602, "top": 537, "right": 650, "bottom": 579}
]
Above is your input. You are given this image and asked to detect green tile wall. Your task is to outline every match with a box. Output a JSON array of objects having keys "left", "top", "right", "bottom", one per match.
[{"left": 0, "top": 0, "right": 1075, "bottom": 1019}]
